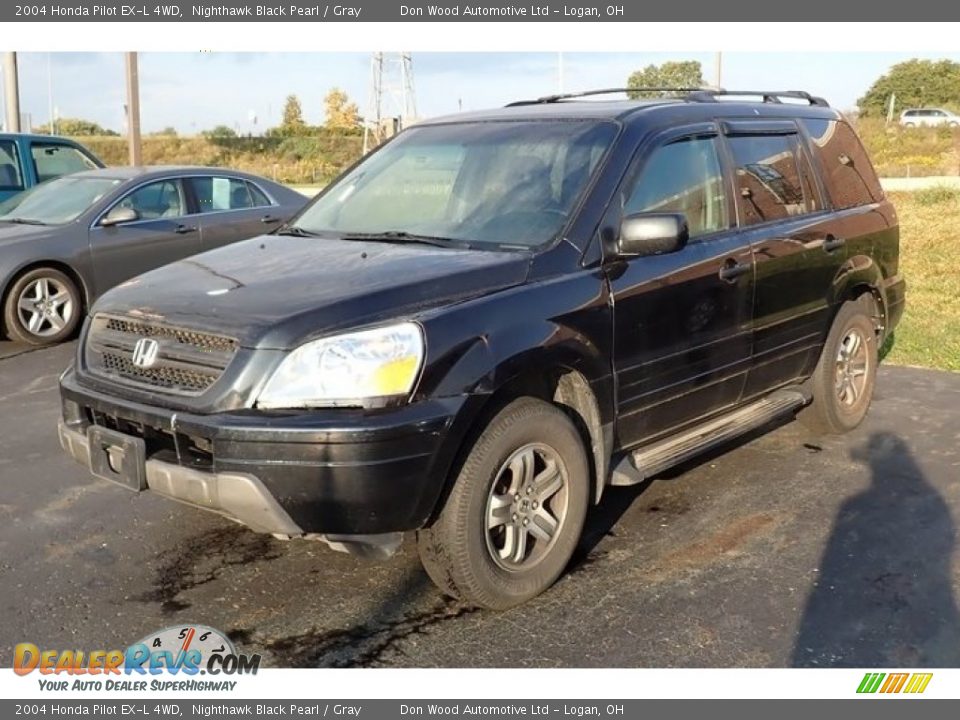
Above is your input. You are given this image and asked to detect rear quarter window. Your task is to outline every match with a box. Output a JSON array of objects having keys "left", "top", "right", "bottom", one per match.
[
  {"left": 0, "top": 139, "right": 24, "bottom": 190},
  {"left": 801, "top": 119, "right": 884, "bottom": 210}
]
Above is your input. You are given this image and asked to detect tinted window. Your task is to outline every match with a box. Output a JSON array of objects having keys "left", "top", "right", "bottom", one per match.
[
  {"left": 116, "top": 180, "right": 185, "bottom": 220},
  {"left": 623, "top": 136, "right": 728, "bottom": 238},
  {"left": 0, "top": 140, "right": 24, "bottom": 191},
  {"left": 801, "top": 119, "right": 883, "bottom": 210},
  {"left": 728, "top": 134, "right": 813, "bottom": 226},
  {"left": 191, "top": 176, "right": 258, "bottom": 213},
  {"left": 30, "top": 143, "right": 99, "bottom": 183},
  {"left": 246, "top": 182, "right": 272, "bottom": 207}
]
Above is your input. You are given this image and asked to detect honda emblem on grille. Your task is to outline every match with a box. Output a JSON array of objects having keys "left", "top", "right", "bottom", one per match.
[{"left": 131, "top": 338, "right": 160, "bottom": 368}]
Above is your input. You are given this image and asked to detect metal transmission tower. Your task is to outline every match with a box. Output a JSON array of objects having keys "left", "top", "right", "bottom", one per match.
[{"left": 362, "top": 52, "right": 417, "bottom": 154}]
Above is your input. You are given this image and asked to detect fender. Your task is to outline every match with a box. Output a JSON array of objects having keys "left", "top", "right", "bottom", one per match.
[{"left": 414, "top": 268, "right": 615, "bottom": 510}]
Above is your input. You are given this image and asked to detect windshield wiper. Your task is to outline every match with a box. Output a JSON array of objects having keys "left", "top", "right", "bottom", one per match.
[
  {"left": 274, "top": 225, "right": 321, "bottom": 237},
  {"left": 342, "top": 230, "right": 470, "bottom": 249},
  {"left": 0, "top": 217, "right": 48, "bottom": 226}
]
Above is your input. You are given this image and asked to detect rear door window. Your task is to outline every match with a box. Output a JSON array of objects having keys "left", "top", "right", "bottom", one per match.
[
  {"left": 801, "top": 119, "right": 883, "bottom": 210},
  {"left": 0, "top": 139, "right": 24, "bottom": 191},
  {"left": 30, "top": 142, "right": 99, "bottom": 183},
  {"left": 727, "top": 133, "right": 815, "bottom": 226},
  {"left": 190, "top": 176, "right": 260, "bottom": 213}
]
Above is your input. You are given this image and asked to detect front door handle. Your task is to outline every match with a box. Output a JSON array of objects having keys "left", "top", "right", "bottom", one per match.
[
  {"left": 260, "top": 215, "right": 281, "bottom": 224},
  {"left": 823, "top": 235, "right": 846, "bottom": 252},
  {"left": 174, "top": 224, "right": 196, "bottom": 235},
  {"left": 718, "top": 258, "right": 750, "bottom": 283}
]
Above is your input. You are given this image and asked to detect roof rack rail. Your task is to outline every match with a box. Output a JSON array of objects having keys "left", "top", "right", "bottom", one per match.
[
  {"left": 686, "top": 89, "right": 830, "bottom": 107},
  {"left": 506, "top": 87, "right": 702, "bottom": 106},
  {"left": 506, "top": 87, "right": 830, "bottom": 108}
]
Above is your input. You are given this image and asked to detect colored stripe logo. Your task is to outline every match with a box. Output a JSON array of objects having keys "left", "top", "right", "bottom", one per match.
[{"left": 857, "top": 672, "right": 933, "bottom": 694}]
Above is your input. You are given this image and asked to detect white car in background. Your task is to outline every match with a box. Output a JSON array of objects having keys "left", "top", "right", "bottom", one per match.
[{"left": 900, "top": 108, "right": 960, "bottom": 128}]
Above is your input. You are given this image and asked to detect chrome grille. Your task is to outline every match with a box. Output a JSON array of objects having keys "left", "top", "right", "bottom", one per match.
[{"left": 85, "top": 313, "right": 238, "bottom": 396}]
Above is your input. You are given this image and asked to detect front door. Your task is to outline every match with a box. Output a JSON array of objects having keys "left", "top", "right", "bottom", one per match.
[
  {"left": 608, "top": 129, "right": 754, "bottom": 448},
  {"left": 89, "top": 178, "right": 201, "bottom": 295}
]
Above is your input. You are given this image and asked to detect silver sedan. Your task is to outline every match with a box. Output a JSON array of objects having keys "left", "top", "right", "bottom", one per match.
[{"left": 0, "top": 166, "right": 307, "bottom": 345}]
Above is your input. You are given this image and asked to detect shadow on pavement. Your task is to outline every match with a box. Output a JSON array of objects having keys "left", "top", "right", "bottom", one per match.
[{"left": 792, "top": 431, "right": 960, "bottom": 667}]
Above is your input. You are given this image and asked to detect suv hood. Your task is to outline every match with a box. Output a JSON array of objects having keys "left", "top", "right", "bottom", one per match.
[{"left": 92, "top": 234, "right": 532, "bottom": 349}]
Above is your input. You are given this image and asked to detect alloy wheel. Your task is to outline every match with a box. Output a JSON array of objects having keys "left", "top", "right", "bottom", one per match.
[{"left": 485, "top": 442, "right": 569, "bottom": 571}]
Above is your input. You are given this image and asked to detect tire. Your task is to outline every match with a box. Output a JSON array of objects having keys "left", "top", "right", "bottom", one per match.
[
  {"left": 417, "top": 397, "right": 590, "bottom": 609},
  {"left": 3, "top": 267, "right": 82, "bottom": 345},
  {"left": 799, "top": 295, "right": 879, "bottom": 435}
]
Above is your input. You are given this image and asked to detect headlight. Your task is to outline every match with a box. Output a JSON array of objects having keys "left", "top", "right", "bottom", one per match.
[{"left": 256, "top": 322, "right": 424, "bottom": 409}]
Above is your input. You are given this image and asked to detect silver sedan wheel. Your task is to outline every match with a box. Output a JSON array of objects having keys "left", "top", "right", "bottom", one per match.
[
  {"left": 16, "top": 276, "right": 75, "bottom": 338},
  {"left": 835, "top": 327, "right": 869, "bottom": 406},
  {"left": 485, "top": 442, "right": 569, "bottom": 571}
]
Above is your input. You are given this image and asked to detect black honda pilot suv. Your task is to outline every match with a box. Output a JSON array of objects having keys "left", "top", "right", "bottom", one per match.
[{"left": 59, "top": 89, "right": 905, "bottom": 609}]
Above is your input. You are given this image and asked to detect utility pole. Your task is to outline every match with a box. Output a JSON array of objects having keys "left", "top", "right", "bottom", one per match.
[
  {"left": 124, "top": 52, "right": 142, "bottom": 166},
  {"left": 715, "top": 51, "right": 722, "bottom": 89},
  {"left": 47, "top": 53, "right": 56, "bottom": 135},
  {"left": 3, "top": 53, "right": 21, "bottom": 133},
  {"left": 558, "top": 51, "right": 564, "bottom": 93}
]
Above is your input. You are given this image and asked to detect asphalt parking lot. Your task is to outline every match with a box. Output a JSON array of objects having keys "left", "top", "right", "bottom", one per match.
[{"left": 2, "top": 339, "right": 959, "bottom": 668}]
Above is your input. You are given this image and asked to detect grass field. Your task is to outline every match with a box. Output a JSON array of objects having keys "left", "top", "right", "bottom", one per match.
[{"left": 885, "top": 190, "right": 960, "bottom": 372}]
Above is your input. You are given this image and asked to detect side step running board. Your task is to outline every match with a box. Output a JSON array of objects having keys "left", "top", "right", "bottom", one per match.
[{"left": 610, "top": 389, "right": 810, "bottom": 486}]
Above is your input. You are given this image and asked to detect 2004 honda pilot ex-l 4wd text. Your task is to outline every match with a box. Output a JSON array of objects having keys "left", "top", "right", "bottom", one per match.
[{"left": 59, "top": 88, "right": 905, "bottom": 609}]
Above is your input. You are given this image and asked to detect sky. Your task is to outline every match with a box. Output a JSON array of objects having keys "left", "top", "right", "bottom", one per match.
[{"left": 4, "top": 51, "right": 960, "bottom": 135}]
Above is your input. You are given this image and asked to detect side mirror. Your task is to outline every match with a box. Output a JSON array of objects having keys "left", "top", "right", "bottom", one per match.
[
  {"left": 100, "top": 206, "right": 138, "bottom": 227},
  {"left": 616, "top": 213, "right": 689, "bottom": 258}
]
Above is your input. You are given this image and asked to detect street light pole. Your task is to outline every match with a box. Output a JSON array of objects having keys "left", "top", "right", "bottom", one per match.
[
  {"left": 3, "top": 52, "right": 21, "bottom": 133},
  {"left": 715, "top": 51, "right": 722, "bottom": 89},
  {"left": 124, "top": 52, "right": 142, "bottom": 166}
]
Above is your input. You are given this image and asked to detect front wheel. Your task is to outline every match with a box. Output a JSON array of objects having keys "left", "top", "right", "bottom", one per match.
[
  {"left": 3, "top": 267, "right": 81, "bottom": 345},
  {"left": 417, "top": 397, "right": 589, "bottom": 609},
  {"left": 799, "top": 296, "right": 879, "bottom": 434}
]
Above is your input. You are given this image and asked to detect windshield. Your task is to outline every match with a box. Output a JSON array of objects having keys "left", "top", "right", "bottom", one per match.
[
  {"left": 0, "top": 176, "right": 122, "bottom": 225},
  {"left": 292, "top": 120, "right": 617, "bottom": 248}
]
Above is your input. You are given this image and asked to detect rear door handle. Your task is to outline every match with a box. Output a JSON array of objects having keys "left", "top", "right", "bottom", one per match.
[
  {"left": 718, "top": 258, "right": 750, "bottom": 283},
  {"left": 260, "top": 215, "right": 281, "bottom": 224},
  {"left": 823, "top": 235, "right": 846, "bottom": 252},
  {"left": 174, "top": 224, "right": 196, "bottom": 235}
]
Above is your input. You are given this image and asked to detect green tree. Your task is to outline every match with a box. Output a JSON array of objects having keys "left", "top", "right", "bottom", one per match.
[
  {"left": 858, "top": 59, "right": 960, "bottom": 116},
  {"left": 626, "top": 61, "right": 705, "bottom": 99},
  {"left": 281, "top": 94, "right": 307, "bottom": 134},
  {"left": 35, "top": 117, "right": 118, "bottom": 136},
  {"left": 152, "top": 126, "right": 178, "bottom": 137},
  {"left": 202, "top": 124, "right": 237, "bottom": 139},
  {"left": 324, "top": 88, "right": 360, "bottom": 130}
]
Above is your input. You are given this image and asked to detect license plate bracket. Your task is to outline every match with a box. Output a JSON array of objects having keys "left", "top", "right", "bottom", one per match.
[{"left": 87, "top": 425, "right": 147, "bottom": 491}]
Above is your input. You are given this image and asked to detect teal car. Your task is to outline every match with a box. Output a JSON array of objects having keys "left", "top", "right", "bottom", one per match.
[{"left": 0, "top": 133, "right": 104, "bottom": 202}]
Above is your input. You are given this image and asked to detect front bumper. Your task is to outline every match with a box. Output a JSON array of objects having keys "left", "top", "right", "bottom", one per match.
[{"left": 59, "top": 367, "right": 471, "bottom": 539}]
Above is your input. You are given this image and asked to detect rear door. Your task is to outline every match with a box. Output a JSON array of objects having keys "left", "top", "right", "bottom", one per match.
[
  {"left": 720, "top": 120, "right": 843, "bottom": 399},
  {"left": 608, "top": 125, "right": 754, "bottom": 447},
  {"left": 186, "top": 175, "right": 282, "bottom": 251},
  {"left": 89, "top": 177, "right": 201, "bottom": 294}
]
